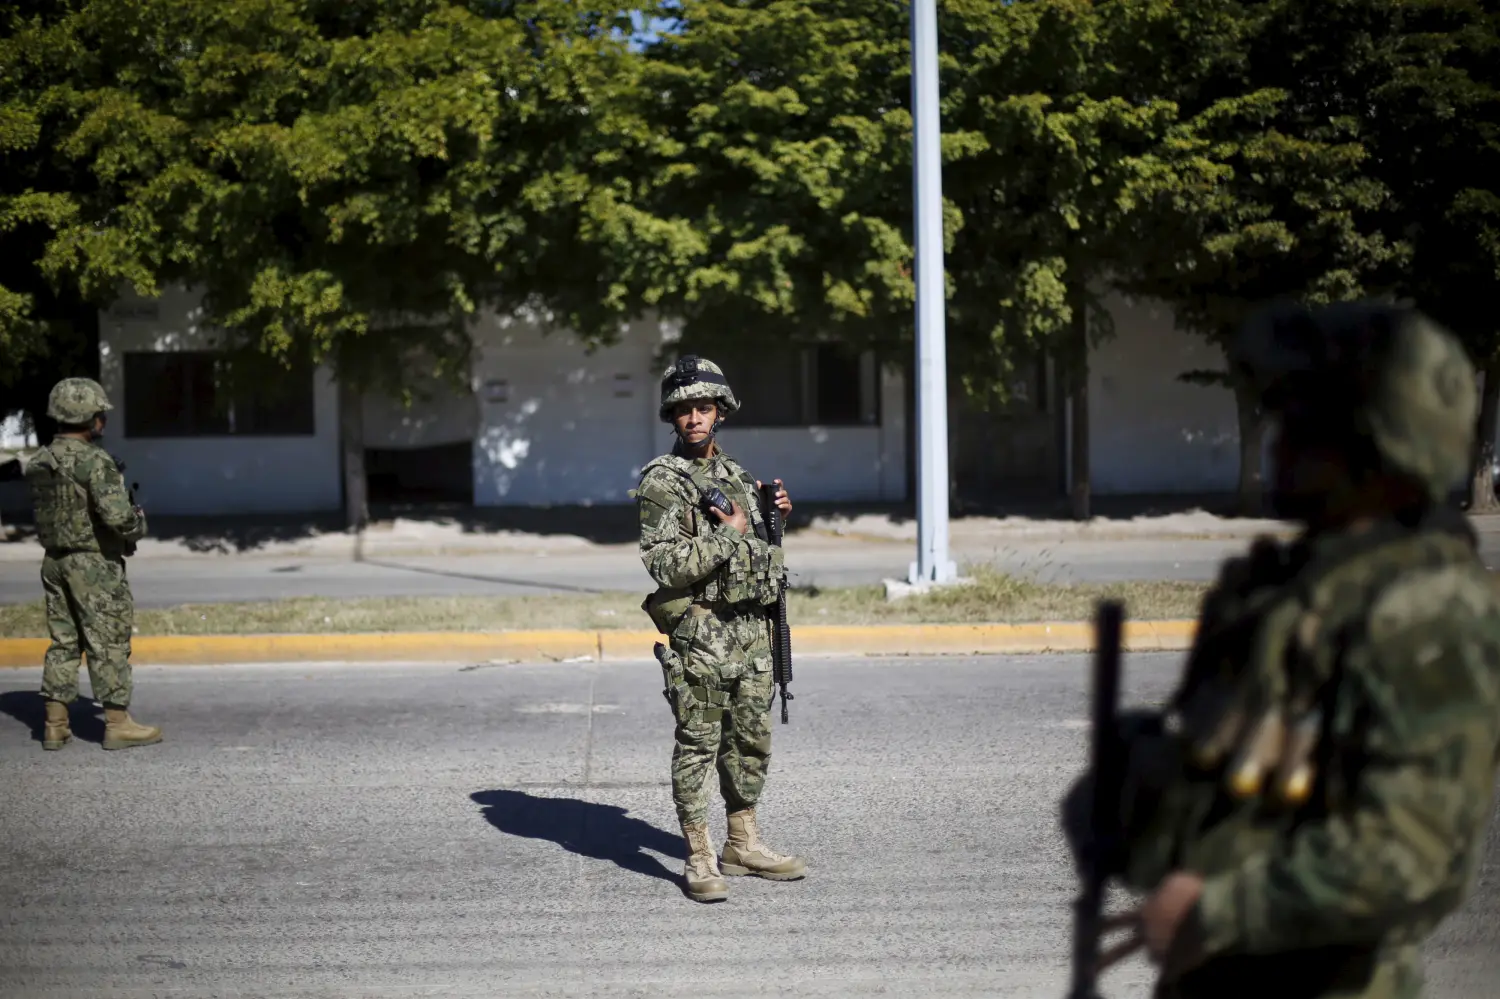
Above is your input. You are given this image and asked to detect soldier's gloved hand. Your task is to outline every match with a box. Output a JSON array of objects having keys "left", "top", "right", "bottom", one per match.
[{"left": 711, "top": 499, "right": 750, "bottom": 535}]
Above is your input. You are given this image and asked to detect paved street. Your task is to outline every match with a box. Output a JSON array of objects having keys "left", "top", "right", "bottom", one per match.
[
  {"left": 1, "top": 654, "right": 1496, "bottom": 998},
  {"left": 12, "top": 533, "right": 1500, "bottom": 607}
]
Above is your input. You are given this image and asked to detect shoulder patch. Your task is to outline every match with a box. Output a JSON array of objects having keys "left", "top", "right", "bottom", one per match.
[
  {"left": 639, "top": 454, "right": 690, "bottom": 477},
  {"left": 636, "top": 462, "right": 692, "bottom": 505}
]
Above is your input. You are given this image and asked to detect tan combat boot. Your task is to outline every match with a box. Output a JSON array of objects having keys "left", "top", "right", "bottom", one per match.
[
  {"left": 102, "top": 707, "right": 162, "bottom": 751},
  {"left": 42, "top": 699, "right": 72, "bottom": 751},
  {"left": 680, "top": 822, "right": 729, "bottom": 903},
  {"left": 720, "top": 808, "right": 806, "bottom": 881}
]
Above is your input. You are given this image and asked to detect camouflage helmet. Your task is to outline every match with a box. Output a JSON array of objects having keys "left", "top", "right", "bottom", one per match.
[
  {"left": 658, "top": 354, "right": 739, "bottom": 422},
  {"left": 46, "top": 377, "right": 113, "bottom": 425},
  {"left": 1229, "top": 301, "right": 1477, "bottom": 500}
]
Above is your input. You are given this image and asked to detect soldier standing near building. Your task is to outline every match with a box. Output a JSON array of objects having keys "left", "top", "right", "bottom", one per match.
[
  {"left": 1064, "top": 302, "right": 1500, "bottom": 997},
  {"left": 636, "top": 355, "right": 807, "bottom": 902},
  {"left": 24, "top": 378, "right": 160, "bottom": 752}
]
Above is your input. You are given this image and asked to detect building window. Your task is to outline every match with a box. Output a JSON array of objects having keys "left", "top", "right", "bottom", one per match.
[
  {"left": 695, "top": 343, "right": 879, "bottom": 428},
  {"left": 123, "top": 352, "right": 316, "bottom": 438},
  {"left": 812, "top": 343, "right": 866, "bottom": 424}
]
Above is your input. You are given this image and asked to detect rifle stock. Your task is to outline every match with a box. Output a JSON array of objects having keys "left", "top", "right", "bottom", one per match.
[
  {"left": 758, "top": 482, "right": 794, "bottom": 724},
  {"left": 1067, "top": 599, "right": 1126, "bottom": 999}
]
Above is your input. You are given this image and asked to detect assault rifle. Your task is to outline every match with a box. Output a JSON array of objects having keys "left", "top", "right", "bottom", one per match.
[
  {"left": 758, "top": 481, "right": 794, "bottom": 724},
  {"left": 1066, "top": 599, "right": 1126, "bottom": 999},
  {"left": 113, "top": 456, "right": 142, "bottom": 557}
]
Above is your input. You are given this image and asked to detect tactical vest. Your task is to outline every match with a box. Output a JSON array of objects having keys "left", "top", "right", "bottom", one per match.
[
  {"left": 1118, "top": 517, "right": 1481, "bottom": 901},
  {"left": 637, "top": 454, "right": 784, "bottom": 635},
  {"left": 24, "top": 442, "right": 105, "bottom": 554}
]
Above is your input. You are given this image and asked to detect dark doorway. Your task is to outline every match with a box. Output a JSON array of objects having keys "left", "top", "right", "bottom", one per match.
[
  {"left": 365, "top": 441, "right": 474, "bottom": 505},
  {"left": 951, "top": 354, "right": 1063, "bottom": 509}
]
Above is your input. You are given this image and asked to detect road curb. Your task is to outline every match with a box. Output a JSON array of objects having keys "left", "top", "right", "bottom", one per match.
[{"left": 0, "top": 620, "right": 1198, "bottom": 667}]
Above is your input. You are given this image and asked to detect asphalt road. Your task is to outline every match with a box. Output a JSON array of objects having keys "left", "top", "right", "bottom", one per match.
[
  {"left": 1, "top": 654, "right": 1496, "bottom": 998},
  {"left": 11, "top": 534, "right": 1499, "bottom": 607}
]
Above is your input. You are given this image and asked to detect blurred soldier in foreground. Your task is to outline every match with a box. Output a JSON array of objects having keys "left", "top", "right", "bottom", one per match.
[
  {"left": 1064, "top": 302, "right": 1500, "bottom": 997},
  {"left": 24, "top": 378, "right": 159, "bottom": 751},
  {"left": 635, "top": 355, "right": 806, "bottom": 902}
]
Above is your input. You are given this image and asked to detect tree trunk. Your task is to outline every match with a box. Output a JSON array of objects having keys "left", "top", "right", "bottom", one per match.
[
  {"left": 948, "top": 364, "right": 963, "bottom": 512},
  {"left": 1469, "top": 359, "right": 1500, "bottom": 513},
  {"left": 338, "top": 378, "right": 368, "bottom": 532},
  {"left": 1067, "top": 282, "right": 1090, "bottom": 521},
  {"left": 1232, "top": 378, "right": 1266, "bottom": 517},
  {"left": 902, "top": 348, "right": 917, "bottom": 509}
]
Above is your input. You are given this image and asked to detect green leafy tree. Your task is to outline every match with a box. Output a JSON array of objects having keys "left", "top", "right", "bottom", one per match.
[
  {"left": 1364, "top": 1, "right": 1500, "bottom": 508},
  {"left": 0, "top": 2, "right": 107, "bottom": 438},
  {"left": 599, "top": 0, "right": 922, "bottom": 357},
  {"left": 945, "top": 0, "right": 1209, "bottom": 518},
  {"left": 1112, "top": 0, "right": 1403, "bottom": 515},
  {"left": 612, "top": 0, "right": 1191, "bottom": 517},
  {"left": 1, "top": 0, "right": 638, "bottom": 526}
]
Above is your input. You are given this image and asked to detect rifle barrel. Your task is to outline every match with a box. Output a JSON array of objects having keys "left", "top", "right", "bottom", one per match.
[
  {"left": 759, "top": 482, "right": 794, "bottom": 724},
  {"left": 1066, "top": 600, "right": 1125, "bottom": 999}
]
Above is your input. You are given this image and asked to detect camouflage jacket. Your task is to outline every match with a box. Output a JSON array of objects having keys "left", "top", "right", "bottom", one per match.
[
  {"left": 634, "top": 445, "right": 784, "bottom": 636},
  {"left": 23, "top": 437, "right": 146, "bottom": 558},
  {"left": 1100, "top": 510, "right": 1500, "bottom": 998}
]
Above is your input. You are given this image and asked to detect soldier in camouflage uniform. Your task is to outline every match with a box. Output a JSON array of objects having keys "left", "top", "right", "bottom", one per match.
[
  {"left": 24, "top": 378, "right": 160, "bottom": 752},
  {"left": 636, "top": 355, "right": 807, "bottom": 902},
  {"left": 1064, "top": 302, "right": 1500, "bottom": 998}
]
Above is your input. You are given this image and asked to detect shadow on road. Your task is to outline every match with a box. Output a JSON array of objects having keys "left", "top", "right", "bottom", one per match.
[
  {"left": 470, "top": 788, "right": 681, "bottom": 885},
  {"left": 0, "top": 690, "right": 105, "bottom": 745}
]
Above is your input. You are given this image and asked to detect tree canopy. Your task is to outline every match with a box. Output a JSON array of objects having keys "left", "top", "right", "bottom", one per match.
[
  {"left": 4, "top": 0, "right": 1498, "bottom": 511},
  {"left": 1, "top": 0, "right": 639, "bottom": 401}
]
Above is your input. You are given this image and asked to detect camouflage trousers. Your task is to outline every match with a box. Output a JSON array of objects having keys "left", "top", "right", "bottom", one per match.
[
  {"left": 665, "top": 606, "right": 775, "bottom": 826},
  {"left": 39, "top": 551, "right": 135, "bottom": 707}
]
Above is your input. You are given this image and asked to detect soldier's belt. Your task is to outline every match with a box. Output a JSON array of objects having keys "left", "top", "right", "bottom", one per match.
[{"left": 692, "top": 599, "right": 767, "bottom": 616}]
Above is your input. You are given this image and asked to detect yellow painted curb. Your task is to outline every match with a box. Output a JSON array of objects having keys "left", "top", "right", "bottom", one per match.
[
  {"left": 0, "top": 631, "right": 598, "bottom": 668},
  {"left": 0, "top": 620, "right": 1198, "bottom": 667}
]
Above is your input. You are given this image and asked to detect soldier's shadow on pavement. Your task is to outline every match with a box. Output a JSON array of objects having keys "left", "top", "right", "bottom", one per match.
[
  {"left": 0, "top": 691, "right": 105, "bottom": 745},
  {"left": 470, "top": 789, "right": 682, "bottom": 885}
]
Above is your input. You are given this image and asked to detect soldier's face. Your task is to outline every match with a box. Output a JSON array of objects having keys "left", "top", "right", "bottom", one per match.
[
  {"left": 90, "top": 414, "right": 107, "bottom": 440},
  {"left": 672, "top": 401, "right": 718, "bottom": 445}
]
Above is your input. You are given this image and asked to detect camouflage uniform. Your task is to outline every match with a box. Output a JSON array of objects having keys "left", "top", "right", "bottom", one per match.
[
  {"left": 1065, "top": 304, "right": 1500, "bottom": 998},
  {"left": 24, "top": 378, "right": 160, "bottom": 751},
  {"left": 637, "top": 355, "right": 806, "bottom": 901}
]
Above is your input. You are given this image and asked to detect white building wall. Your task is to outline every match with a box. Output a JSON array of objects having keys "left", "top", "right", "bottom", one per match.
[
  {"left": 97, "top": 286, "right": 343, "bottom": 515},
  {"left": 0, "top": 414, "right": 36, "bottom": 515},
  {"left": 468, "top": 312, "right": 908, "bottom": 506},
  {"left": 89, "top": 287, "right": 907, "bottom": 514},
  {"left": 1087, "top": 294, "right": 1242, "bottom": 494},
  {"left": 470, "top": 312, "right": 663, "bottom": 506},
  {"left": 361, "top": 368, "right": 478, "bottom": 448},
  {"left": 713, "top": 362, "right": 906, "bottom": 502}
]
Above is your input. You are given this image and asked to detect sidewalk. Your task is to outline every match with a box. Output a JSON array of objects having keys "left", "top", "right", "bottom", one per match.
[
  {"left": 0, "top": 507, "right": 1300, "bottom": 563},
  {"left": 5, "top": 499, "right": 1498, "bottom": 563}
]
